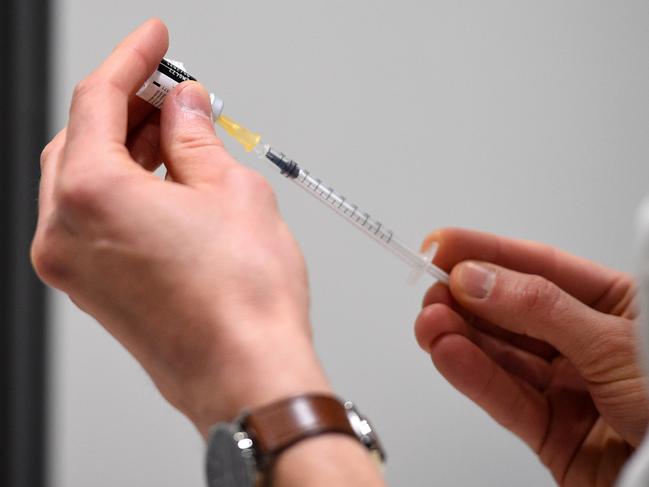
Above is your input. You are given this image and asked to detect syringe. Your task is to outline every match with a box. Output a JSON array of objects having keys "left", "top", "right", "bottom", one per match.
[
  {"left": 137, "top": 58, "right": 449, "bottom": 284},
  {"left": 257, "top": 143, "right": 450, "bottom": 284},
  {"left": 216, "top": 115, "right": 449, "bottom": 284}
]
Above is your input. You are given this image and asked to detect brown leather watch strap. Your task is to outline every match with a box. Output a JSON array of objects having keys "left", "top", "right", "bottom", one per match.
[{"left": 242, "top": 394, "right": 355, "bottom": 469}]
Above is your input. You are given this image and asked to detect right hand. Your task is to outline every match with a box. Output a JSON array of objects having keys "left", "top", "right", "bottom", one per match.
[
  {"left": 415, "top": 228, "right": 649, "bottom": 486},
  {"left": 31, "top": 19, "right": 331, "bottom": 436}
]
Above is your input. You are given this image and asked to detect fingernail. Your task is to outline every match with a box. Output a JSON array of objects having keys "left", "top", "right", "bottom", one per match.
[
  {"left": 176, "top": 82, "right": 212, "bottom": 119},
  {"left": 456, "top": 262, "right": 495, "bottom": 299},
  {"left": 421, "top": 232, "right": 440, "bottom": 253}
]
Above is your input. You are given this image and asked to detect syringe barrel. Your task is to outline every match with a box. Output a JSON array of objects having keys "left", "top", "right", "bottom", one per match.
[{"left": 289, "top": 166, "right": 449, "bottom": 284}]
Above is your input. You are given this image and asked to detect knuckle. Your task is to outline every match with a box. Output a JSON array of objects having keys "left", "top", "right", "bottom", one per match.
[
  {"left": 517, "top": 275, "right": 561, "bottom": 316},
  {"left": 40, "top": 130, "right": 66, "bottom": 168},
  {"left": 40, "top": 130, "right": 67, "bottom": 168},
  {"left": 413, "top": 304, "right": 445, "bottom": 351},
  {"left": 243, "top": 170, "right": 274, "bottom": 197},
  {"left": 223, "top": 166, "right": 274, "bottom": 200},
  {"left": 577, "top": 317, "right": 636, "bottom": 378},
  {"left": 57, "top": 173, "right": 107, "bottom": 216},
  {"left": 72, "top": 76, "right": 119, "bottom": 107},
  {"left": 497, "top": 386, "right": 527, "bottom": 431},
  {"left": 72, "top": 77, "right": 97, "bottom": 103},
  {"left": 30, "top": 225, "right": 69, "bottom": 285},
  {"left": 40, "top": 142, "right": 56, "bottom": 168},
  {"left": 220, "top": 166, "right": 249, "bottom": 192}
]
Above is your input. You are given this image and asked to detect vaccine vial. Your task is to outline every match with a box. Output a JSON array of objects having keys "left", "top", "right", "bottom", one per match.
[{"left": 136, "top": 58, "right": 224, "bottom": 118}]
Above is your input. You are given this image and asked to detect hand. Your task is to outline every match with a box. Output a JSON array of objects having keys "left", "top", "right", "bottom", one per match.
[
  {"left": 414, "top": 228, "right": 649, "bottom": 486},
  {"left": 31, "top": 19, "right": 330, "bottom": 436}
]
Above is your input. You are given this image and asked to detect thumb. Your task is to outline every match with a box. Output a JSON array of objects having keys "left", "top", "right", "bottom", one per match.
[
  {"left": 160, "top": 81, "right": 237, "bottom": 186},
  {"left": 449, "top": 261, "right": 627, "bottom": 381}
]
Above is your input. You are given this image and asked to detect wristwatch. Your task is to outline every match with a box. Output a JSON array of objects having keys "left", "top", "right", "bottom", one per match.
[{"left": 205, "top": 393, "right": 385, "bottom": 487}]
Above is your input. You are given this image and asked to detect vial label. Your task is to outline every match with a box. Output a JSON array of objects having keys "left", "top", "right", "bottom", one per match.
[{"left": 136, "top": 58, "right": 196, "bottom": 109}]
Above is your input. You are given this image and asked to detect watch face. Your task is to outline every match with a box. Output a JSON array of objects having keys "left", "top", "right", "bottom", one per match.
[
  {"left": 344, "top": 401, "right": 386, "bottom": 463},
  {"left": 206, "top": 423, "right": 257, "bottom": 487}
]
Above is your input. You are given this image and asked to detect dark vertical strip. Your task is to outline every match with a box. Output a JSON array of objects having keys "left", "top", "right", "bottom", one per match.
[
  {"left": 0, "top": 0, "right": 10, "bottom": 482},
  {"left": 1, "top": 0, "right": 50, "bottom": 485}
]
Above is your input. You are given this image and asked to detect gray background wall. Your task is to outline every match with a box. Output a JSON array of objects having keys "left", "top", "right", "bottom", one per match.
[{"left": 49, "top": 1, "right": 649, "bottom": 486}]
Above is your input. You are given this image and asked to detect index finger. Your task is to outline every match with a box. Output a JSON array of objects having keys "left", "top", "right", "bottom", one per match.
[
  {"left": 423, "top": 227, "right": 625, "bottom": 306},
  {"left": 64, "top": 19, "right": 169, "bottom": 161}
]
